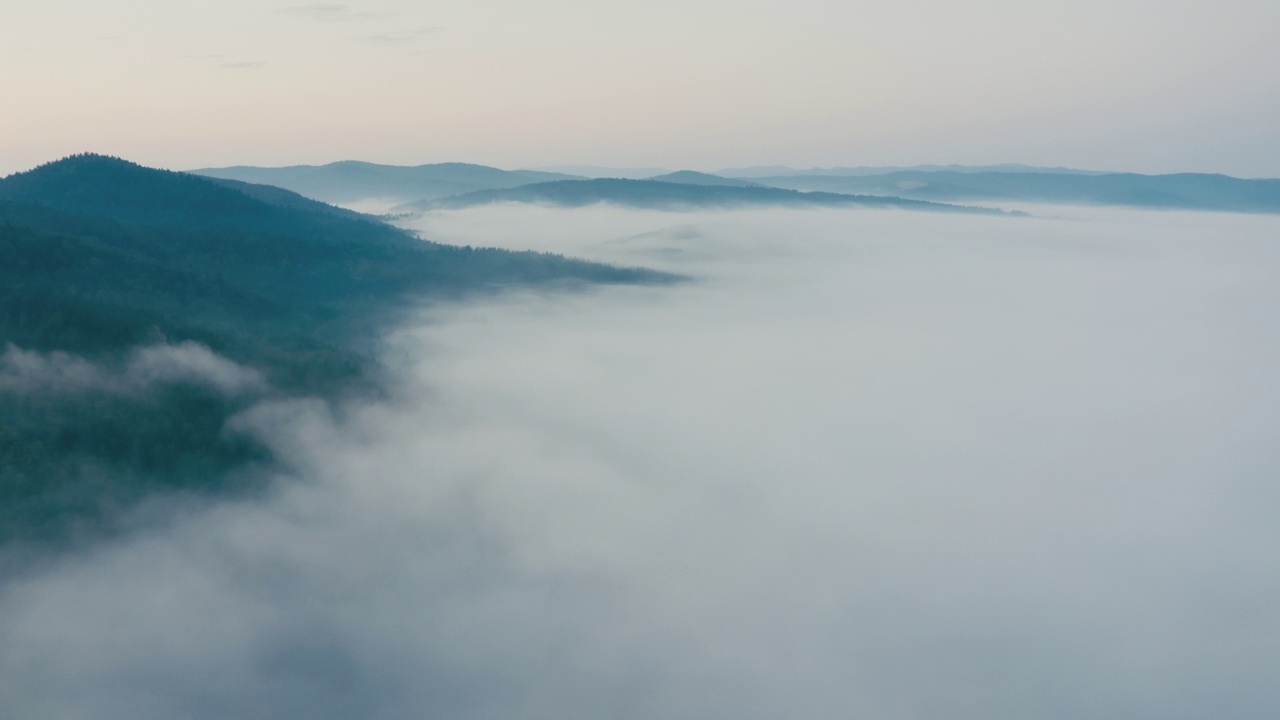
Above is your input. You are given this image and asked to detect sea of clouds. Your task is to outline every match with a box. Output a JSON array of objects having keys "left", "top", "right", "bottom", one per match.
[{"left": 2, "top": 204, "right": 1278, "bottom": 719}]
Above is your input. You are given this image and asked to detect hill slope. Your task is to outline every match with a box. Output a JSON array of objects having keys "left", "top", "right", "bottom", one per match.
[{"left": 0, "top": 154, "right": 671, "bottom": 546}]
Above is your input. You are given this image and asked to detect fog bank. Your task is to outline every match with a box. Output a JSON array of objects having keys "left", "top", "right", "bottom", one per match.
[{"left": 3, "top": 205, "right": 1279, "bottom": 719}]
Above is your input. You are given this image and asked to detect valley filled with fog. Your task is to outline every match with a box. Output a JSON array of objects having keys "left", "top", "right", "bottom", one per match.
[{"left": 4, "top": 204, "right": 1279, "bottom": 719}]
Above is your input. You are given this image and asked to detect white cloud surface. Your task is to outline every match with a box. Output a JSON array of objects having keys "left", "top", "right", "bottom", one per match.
[{"left": 2, "top": 205, "right": 1279, "bottom": 719}]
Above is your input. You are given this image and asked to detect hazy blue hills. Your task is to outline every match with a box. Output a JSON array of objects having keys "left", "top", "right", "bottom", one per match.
[
  {"left": 397, "top": 178, "right": 1011, "bottom": 214},
  {"left": 522, "top": 165, "right": 674, "bottom": 179},
  {"left": 752, "top": 171, "right": 1280, "bottom": 212},
  {"left": 0, "top": 154, "right": 668, "bottom": 547},
  {"left": 647, "top": 171, "right": 766, "bottom": 188},
  {"left": 189, "top": 160, "right": 1280, "bottom": 214},
  {"left": 717, "top": 163, "right": 1106, "bottom": 178},
  {"left": 191, "top": 161, "right": 582, "bottom": 204}
]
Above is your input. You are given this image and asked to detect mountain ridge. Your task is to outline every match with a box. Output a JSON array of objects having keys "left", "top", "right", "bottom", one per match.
[
  {"left": 191, "top": 161, "right": 583, "bottom": 204},
  {"left": 395, "top": 178, "right": 1016, "bottom": 215},
  {"left": 647, "top": 171, "right": 765, "bottom": 188},
  {"left": 717, "top": 163, "right": 1109, "bottom": 178},
  {"left": 749, "top": 170, "right": 1280, "bottom": 212}
]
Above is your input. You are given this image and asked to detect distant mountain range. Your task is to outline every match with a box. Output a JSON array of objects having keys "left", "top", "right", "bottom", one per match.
[
  {"left": 526, "top": 163, "right": 1106, "bottom": 179},
  {"left": 0, "top": 154, "right": 669, "bottom": 546},
  {"left": 192, "top": 161, "right": 579, "bottom": 204},
  {"left": 194, "top": 161, "right": 1280, "bottom": 214},
  {"left": 715, "top": 163, "right": 1109, "bottom": 178},
  {"left": 647, "top": 171, "right": 766, "bottom": 188},
  {"left": 394, "top": 178, "right": 1013, "bottom": 214},
  {"left": 752, "top": 171, "right": 1280, "bottom": 212},
  {"left": 522, "top": 165, "right": 674, "bottom": 179}
]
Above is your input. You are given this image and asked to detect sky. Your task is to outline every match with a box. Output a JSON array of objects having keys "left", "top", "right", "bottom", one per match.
[
  {"left": 3, "top": 0, "right": 1280, "bottom": 176},
  {"left": 4, "top": 203, "right": 1279, "bottom": 718}
]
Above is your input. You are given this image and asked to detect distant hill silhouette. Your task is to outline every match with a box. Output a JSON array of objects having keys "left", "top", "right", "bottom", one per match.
[
  {"left": 646, "top": 171, "right": 765, "bottom": 188},
  {"left": 0, "top": 154, "right": 671, "bottom": 546},
  {"left": 718, "top": 164, "right": 1107, "bottom": 178},
  {"left": 523, "top": 165, "right": 673, "bottom": 179},
  {"left": 192, "top": 161, "right": 582, "bottom": 204},
  {"left": 750, "top": 171, "right": 1280, "bottom": 212},
  {"left": 397, "top": 178, "right": 1013, "bottom": 214},
  {"left": 191, "top": 161, "right": 1280, "bottom": 214}
]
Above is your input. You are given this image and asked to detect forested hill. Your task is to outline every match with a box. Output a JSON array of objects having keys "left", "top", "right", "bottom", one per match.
[
  {"left": 0, "top": 154, "right": 672, "bottom": 547},
  {"left": 396, "top": 178, "right": 1013, "bottom": 214}
]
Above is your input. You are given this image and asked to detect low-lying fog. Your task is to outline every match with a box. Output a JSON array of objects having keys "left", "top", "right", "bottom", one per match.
[{"left": 4, "top": 205, "right": 1279, "bottom": 719}]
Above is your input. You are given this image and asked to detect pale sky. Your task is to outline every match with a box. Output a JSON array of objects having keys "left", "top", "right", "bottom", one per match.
[{"left": 3, "top": 0, "right": 1279, "bottom": 176}]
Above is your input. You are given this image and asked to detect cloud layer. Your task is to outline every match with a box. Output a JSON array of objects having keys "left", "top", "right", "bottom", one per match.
[{"left": 2, "top": 205, "right": 1279, "bottom": 719}]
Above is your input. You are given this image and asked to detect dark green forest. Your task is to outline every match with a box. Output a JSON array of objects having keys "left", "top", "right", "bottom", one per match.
[{"left": 0, "top": 154, "right": 673, "bottom": 546}]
